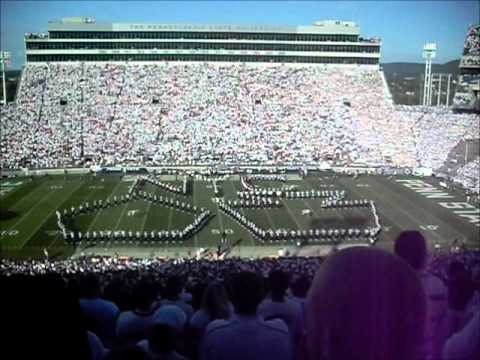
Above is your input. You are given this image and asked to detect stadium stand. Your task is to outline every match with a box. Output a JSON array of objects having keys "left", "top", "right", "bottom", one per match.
[
  {"left": 2, "top": 244, "right": 479, "bottom": 359},
  {"left": 2, "top": 64, "right": 478, "bottom": 190},
  {"left": 1, "top": 18, "right": 479, "bottom": 360}
]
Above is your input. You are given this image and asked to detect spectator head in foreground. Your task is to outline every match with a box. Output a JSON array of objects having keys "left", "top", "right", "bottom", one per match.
[
  {"left": 81, "top": 272, "right": 101, "bottom": 298},
  {"left": 2, "top": 273, "right": 91, "bottom": 359},
  {"left": 133, "top": 278, "right": 158, "bottom": 311},
  {"left": 202, "top": 281, "right": 231, "bottom": 320},
  {"left": 103, "top": 345, "right": 148, "bottom": 360},
  {"left": 146, "top": 324, "right": 179, "bottom": 356},
  {"left": 394, "top": 230, "right": 427, "bottom": 271},
  {"left": 231, "top": 271, "right": 264, "bottom": 315},
  {"left": 306, "top": 246, "right": 426, "bottom": 360},
  {"left": 290, "top": 274, "right": 311, "bottom": 299},
  {"left": 268, "top": 269, "right": 290, "bottom": 301},
  {"left": 164, "top": 275, "right": 184, "bottom": 301}
]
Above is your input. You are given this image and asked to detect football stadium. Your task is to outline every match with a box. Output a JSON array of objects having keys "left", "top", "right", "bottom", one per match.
[
  {"left": 1, "top": 4, "right": 480, "bottom": 360},
  {"left": 1, "top": 17, "right": 479, "bottom": 259}
]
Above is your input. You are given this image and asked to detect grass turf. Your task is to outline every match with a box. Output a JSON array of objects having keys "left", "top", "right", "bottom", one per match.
[{"left": 1, "top": 173, "right": 478, "bottom": 259}]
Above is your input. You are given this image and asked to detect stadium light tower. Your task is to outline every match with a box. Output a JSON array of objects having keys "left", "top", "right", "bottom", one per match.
[
  {"left": 446, "top": 73, "right": 452, "bottom": 107},
  {"left": 0, "top": 51, "right": 11, "bottom": 106},
  {"left": 422, "top": 43, "right": 437, "bottom": 106}
]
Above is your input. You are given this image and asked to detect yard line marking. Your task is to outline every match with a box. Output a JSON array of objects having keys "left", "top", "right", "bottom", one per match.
[
  {"left": 352, "top": 176, "right": 443, "bottom": 241},
  {"left": 379, "top": 190, "right": 446, "bottom": 244},
  {"left": 46, "top": 179, "right": 123, "bottom": 250},
  {"left": 305, "top": 177, "right": 352, "bottom": 229},
  {"left": 2, "top": 179, "right": 45, "bottom": 209},
  {"left": 40, "top": 178, "right": 106, "bottom": 251},
  {"left": 113, "top": 199, "right": 133, "bottom": 231},
  {"left": 167, "top": 206, "right": 174, "bottom": 230},
  {"left": 216, "top": 203, "right": 225, "bottom": 232},
  {"left": 20, "top": 181, "right": 84, "bottom": 250},
  {"left": 88, "top": 180, "right": 125, "bottom": 232},
  {"left": 193, "top": 180, "right": 198, "bottom": 249},
  {"left": 280, "top": 198, "right": 302, "bottom": 230},
  {"left": 6, "top": 186, "right": 56, "bottom": 231},
  {"left": 228, "top": 179, "right": 255, "bottom": 246},
  {"left": 340, "top": 177, "right": 426, "bottom": 244},
  {"left": 262, "top": 208, "right": 276, "bottom": 229},
  {"left": 341, "top": 178, "right": 401, "bottom": 243},
  {"left": 140, "top": 200, "right": 152, "bottom": 232},
  {"left": 112, "top": 183, "right": 141, "bottom": 231},
  {"left": 301, "top": 198, "right": 320, "bottom": 218}
]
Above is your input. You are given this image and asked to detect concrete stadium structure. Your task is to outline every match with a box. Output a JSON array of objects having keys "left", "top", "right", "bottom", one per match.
[{"left": 25, "top": 17, "right": 381, "bottom": 65}]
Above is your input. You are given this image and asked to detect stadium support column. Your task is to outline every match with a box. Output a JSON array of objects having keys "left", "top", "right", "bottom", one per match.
[
  {"left": 446, "top": 74, "right": 452, "bottom": 107},
  {"left": 422, "top": 60, "right": 430, "bottom": 106},
  {"left": 1, "top": 64, "right": 5, "bottom": 105},
  {"left": 428, "top": 70, "right": 434, "bottom": 106},
  {"left": 437, "top": 74, "right": 442, "bottom": 107},
  {"left": 81, "top": 115, "right": 84, "bottom": 159},
  {"left": 422, "top": 43, "right": 437, "bottom": 106},
  {"left": 465, "top": 140, "right": 469, "bottom": 164},
  {"left": 0, "top": 51, "right": 11, "bottom": 106}
]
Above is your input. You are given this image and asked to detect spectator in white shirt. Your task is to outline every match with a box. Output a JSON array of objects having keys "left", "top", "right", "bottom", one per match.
[
  {"left": 189, "top": 282, "right": 232, "bottom": 357},
  {"left": 190, "top": 282, "right": 232, "bottom": 335},
  {"left": 259, "top": 269, "right": 303, "bottom": 356},
  {"left": 161, "top": 275, "right": 194, "bottom": 320},
  {"left": 202, "top": 271, "right": 291, "bottom": 360},
  {"left": 79, "top": 273, "right": 119, "bottom": 348},
  {"left": 306, "top": 246, "right": 426, "bottom": 360},
  {"left": 116, "top": 279, "right": 160, "bottom": 344}
]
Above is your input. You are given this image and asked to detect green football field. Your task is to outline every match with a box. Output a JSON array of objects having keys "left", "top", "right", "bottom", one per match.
[{"left": 1, "top": 172, "right": 479, "bottom": 259}]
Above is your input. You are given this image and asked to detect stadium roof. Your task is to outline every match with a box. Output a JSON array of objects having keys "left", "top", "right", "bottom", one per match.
[{"left": 47, "top": 18, "right": 360, "bottom": 35}]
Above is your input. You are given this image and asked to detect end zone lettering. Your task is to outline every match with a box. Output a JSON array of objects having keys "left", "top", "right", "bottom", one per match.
[
  {"left": 397, "top": 180, "right": 479, "bottom": 227},
  {"left": 396, "top": 179, "right": 454, "bottom": 199},
  {"left": 439, "top": 202, "right": 480, "bottom": 226}
]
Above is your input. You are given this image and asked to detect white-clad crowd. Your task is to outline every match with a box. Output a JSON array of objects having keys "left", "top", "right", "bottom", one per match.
[
  {"left": 1, "top": 63, "right": 478, "bottom": 186},
  {"left": 409, "top": 109, "right": 479, "bottom": 171},
  {"left": 454, "top": 157, "right": 480, "bottom": 194},
  {"left": 463, "top": 25, "right": 480, "bottom": 55}
]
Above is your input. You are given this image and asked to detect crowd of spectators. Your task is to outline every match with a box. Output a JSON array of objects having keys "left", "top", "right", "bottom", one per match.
[
  {"left": 2, "top": 232, "right": 479, "bottom": 360},
  {"left": 453, "top": 158, "right": 480, "bottom": 194},
  {"left": 2, "top": 63, "right": 477, "bottom": 173},
  {"left": 410, "top": 111, "right": 479, "bottom": 171},
  {"left": 463, "top": 25, "right": 480, "bottom": 55}
]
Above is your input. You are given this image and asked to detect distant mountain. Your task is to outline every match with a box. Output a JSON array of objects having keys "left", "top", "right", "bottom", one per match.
[
  {"left": 381, "top": 59, "right": 461, "bottom": 105},
  {"left": 382, "top": 59, "right": 460, "bottom": 77}
]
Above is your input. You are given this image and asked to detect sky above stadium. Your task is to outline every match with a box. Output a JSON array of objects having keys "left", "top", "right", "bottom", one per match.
[{"left": 1, "top": 0, "right": 478, "bottom": 69}]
